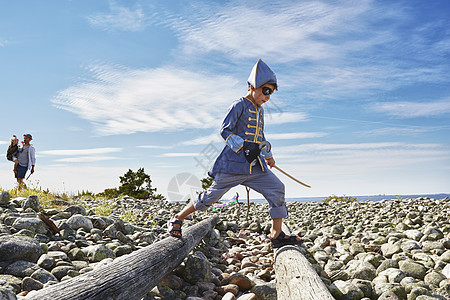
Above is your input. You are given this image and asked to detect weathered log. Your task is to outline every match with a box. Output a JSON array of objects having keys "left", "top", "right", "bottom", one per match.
[
  {"left": 25, "top": 216, "right": 220, "bottom": 300},
  {"left": 274, "top": 225, "right": 334, "bottom": 300}
]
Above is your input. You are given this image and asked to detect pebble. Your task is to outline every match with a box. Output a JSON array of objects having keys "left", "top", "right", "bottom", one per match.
[{"left": 0, "top": 192, "right": 448, "bottom": 299}]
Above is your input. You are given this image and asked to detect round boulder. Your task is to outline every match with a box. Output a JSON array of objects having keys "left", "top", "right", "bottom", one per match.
[
  {"left": 0, "top": 191, "right": 11, "bottom": 206},
  {"left": 21, "top": 195, "right": 40, "bottom": 212},
  {"left": 183, "top": 251, "right": 212, "bottom": 284},
  {"left": 12, "top": 217, "right": 47, "bottom": 234},
  {"left": 67, "top": 214, "right": 93, "bottom": 232},
  {"left": 0, "top": 235, "right": 43, "bottom": 263}
]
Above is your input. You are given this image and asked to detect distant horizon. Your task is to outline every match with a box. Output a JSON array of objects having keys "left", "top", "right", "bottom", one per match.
[{"left": 253, "top": 193, "right": 450, "bottom": 203}]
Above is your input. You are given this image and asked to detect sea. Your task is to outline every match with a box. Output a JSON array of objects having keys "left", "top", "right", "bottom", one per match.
[{"left": 249, "top": 193, "right": 450, "bottom": 204}]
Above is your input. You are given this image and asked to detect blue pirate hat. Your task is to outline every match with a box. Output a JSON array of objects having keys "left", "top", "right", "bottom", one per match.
[{"left": 247, "top": 59, "right": 277, "bottom": 89}]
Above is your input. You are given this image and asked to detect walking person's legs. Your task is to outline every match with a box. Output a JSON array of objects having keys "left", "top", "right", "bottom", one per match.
[{"left": 15, "top": 165, "right": 27, "bottom": 190}]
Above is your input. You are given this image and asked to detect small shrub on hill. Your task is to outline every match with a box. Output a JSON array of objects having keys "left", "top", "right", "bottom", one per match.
[{"left": 322, "top": 194, "right": 357, "bottom": 203}]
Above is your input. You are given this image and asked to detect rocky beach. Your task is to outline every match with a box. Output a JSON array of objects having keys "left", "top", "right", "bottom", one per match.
[{"left": 0, "top": 191, "right": 449, "bottom": 300}]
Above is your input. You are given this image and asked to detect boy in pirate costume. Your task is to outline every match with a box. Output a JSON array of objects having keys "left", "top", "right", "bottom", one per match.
[{"left": 168, "top": 60, "right": 301, "bottom": 248}]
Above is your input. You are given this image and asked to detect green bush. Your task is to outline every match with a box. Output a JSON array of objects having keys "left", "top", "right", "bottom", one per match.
[
  {"left": 97, "top": 168, "right": 165, "bottom": 200},
  {"left": 322, "top": 194, "right": 357, "bottom": 203}
]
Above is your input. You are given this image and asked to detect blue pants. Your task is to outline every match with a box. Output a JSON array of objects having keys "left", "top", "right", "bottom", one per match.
[{"left": 194, "top": 170, "right": 287, "bottom": 219}]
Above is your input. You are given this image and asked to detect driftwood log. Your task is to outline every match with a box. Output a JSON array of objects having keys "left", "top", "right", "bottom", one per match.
[
  {"left": 274, "top": 225, "right": 334, "bottom": 300},
  {"left": 25, "top": 216, "right": 220, "bottom": 300}
]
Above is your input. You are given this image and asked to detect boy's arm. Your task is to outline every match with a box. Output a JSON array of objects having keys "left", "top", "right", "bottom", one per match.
[
  {"left": 220, "top": 102, "right": 244, "bottom": 153},
  {"left": 261, "top": 132, "right": 273, "bottom": 160}
]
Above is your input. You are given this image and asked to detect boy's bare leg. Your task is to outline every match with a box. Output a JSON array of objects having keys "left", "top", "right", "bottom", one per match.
[
  {"left": 169, "top": 202, "right": 197, "bottom": 237},
  {"left": 271, "top": 218, "right": 301, "bottom": 241},
  {"left": 174, "top": 202, "right": 197, "bottom": 221}
]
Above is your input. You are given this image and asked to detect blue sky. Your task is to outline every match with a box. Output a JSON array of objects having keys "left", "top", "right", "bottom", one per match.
[{"left": 1, "top": 0, "right": 449, "bottom": 200}]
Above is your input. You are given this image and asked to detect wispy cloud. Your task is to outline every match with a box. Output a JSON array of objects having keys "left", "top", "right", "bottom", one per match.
[
  {"left": 276, "top": 142, "right": 450, "bottom": 171},
  {"left": 0, "top": 38, "right": 9, "bottom": 47},
  {"left": 52, "top": 64, "right": 240, "bottom": 135},
  {"left": 160, "top": 152, "right": 199, "bottom": 157},
  {"left": 54, "top": 156, "right": 120, "bottom": 163},
  {"left": 137, "top": 145, "right": 174, "bottom": 149},
  {"left": 181, "top": 133, "right": 222, "bottom": 146},
  {"left": 40, "top": 147, "right": 123, "bottom": 164},
  {"left": 87, "top": 2, "right": 148, "bottom": 31},
  {"left": 40, "top": 147, "right": 122, "bottom": 156},
  {"left": 360, "top": 127, "right": 433, "bottom": 137},
  {"left": 164, "top": 1, "right": 449, "bottom": 99},
  {"left": 372, "top": 100, "right": 450, "bottom": 118},
  {"left": 268, "top": 132, "right": 328, "bottom": 140},
  {"left": 170, "top": 1, "right": 371, "bottom": 63}
]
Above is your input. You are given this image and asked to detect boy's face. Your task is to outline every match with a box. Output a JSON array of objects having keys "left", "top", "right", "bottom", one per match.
[{"left": 253, "top": 83, "right": 276, "bottom": 106}]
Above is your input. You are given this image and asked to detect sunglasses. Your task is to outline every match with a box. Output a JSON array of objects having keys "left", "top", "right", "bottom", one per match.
[{"left": 262, "top": 86, "right": 274, "bottom": 95}]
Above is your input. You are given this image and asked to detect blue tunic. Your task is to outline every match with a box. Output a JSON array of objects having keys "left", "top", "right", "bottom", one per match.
[{"left": 209, "top": 97, "right": 272, "bottom": 178}]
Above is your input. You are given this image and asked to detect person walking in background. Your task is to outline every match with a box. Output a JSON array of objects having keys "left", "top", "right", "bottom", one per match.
[
  {"left": 6, "top": 135, "right": 20, "bottom": 175},
  {"left": 168, "top": 59, "right": 302, "bottom": 249},
  {"left": 15, "top": 134, "right": 36, "bottom": 189}
]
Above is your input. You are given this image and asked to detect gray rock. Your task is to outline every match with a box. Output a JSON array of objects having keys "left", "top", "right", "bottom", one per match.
[
  {"left": 251, "top": 282, "right": 277, "bottom": 300},
  {"left": 404, "top": 229, "right": 424, "bottom": 241},
  {"left": 46, "top": 251, "right": 69, "bottom": 261},
  {"left": 84, "top": 244, "right": 116, "bottom": 262},
  {"left": 440, "top": 250, "right": 450, "bottom": 263},
  {"left": 351, "top": 279, "right": 372, "bottom": 298},
  {"left": 103, "top": 224, "right": 118, "bottom": 238},
  {"left": 408, "top": 287, "right": 430, "bottom": 299},
  {"left": 424, "top": 271, "right": 447, "bottom": 287},
  {"left": 378, "top": 290, "right": 401, "bottom": 299},
  {"left": 442, "top": 264, "right": 450, "bottom": 278},
  {"left": 0, "top": 225, "right": 11, "bottom": 235},
  {"left": 0, "top": 235, "right": 43, "bottom": 263},
  {"left": 113, "top": 245, "right": 133, "bottom": 257},
  {"left": 352, "top": 265, "right": 377, "bottom": 281},
  {"left": 377, "top": 260, "right": 399, "bottom": 275},
  {"left": 329, "top": 280, "right": 365, "bottom": 300},
  {"left": 0, "top": 191, "right": 11, "bottom": 206},
  {"left": 0, "top": 274, "right": 22, "bottom": 293},
  {"left": 11, "top": 217, "right": 47, "bottom": 234},
  {"left": 36, "top": 254, "right": 55, "bottom": 270},
  {"left": 331, "top": 224, "right": 345, "bottom": 235},
  {"left": 64, "top": 205, "right": 86, "bottom": 216},
  {"left": 183, "top": 251, "right": 212, "bottom": 284},
  {"left": 30, "top": 268, "right": 58, "bottom": 284},
  {"left": 373, "top": 283, "right": 406, "bottom": 299},
  {"left": 51, "top": 265, "right": 76, "bottom": 281},
  {"left": 422, "top": 241, "right": 445, "bottom": 252},
  {"left": 5, "top": 260, "right": 40, "bottom": 277},
  {"left": 399, "top": 261, "right": 428, "bottom": 280},
  {"left": 381, "top": 243, "right": 402, "bottom": 258},
  {"left": 401, "top": 240, "right": 421, "bottom": 252},
  {"left": 21, "top": 195, "right": 40, "bottom": 212},
  {"left": 67, "top": 214, "right": 93, "bottom": 231},
  {"left": 416, "top": 296, "right": 447, "bottom": 300},
  {"left": 0, "top": 287, "right": 16, "bottom": 300},
  {"left": 22, "top": 276, "right": 44, "bottom": 291},
  {"left": 67, "top": 248, "right": 87, "bottom": 261}
]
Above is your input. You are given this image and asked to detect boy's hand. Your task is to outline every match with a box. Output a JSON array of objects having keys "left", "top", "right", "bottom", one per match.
[
  {"left": 243, "top": 141, "right": 260, "bottom": 163},
  {"left": 265, "top": 157, "right": 275, "bottom": 168}
]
